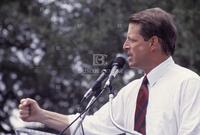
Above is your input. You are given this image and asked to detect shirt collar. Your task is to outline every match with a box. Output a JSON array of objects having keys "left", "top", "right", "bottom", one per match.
[{"left": 146, "top": 56, "right": 175, "bottom": 87}]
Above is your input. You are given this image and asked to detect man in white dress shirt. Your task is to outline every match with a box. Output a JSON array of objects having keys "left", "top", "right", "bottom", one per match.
[{"left": 18, "top": 8, "right": 200, "bottom": 135}]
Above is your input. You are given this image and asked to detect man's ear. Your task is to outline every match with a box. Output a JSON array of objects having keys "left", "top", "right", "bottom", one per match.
[{"left": 149, "top": 36, "right": 160, "bottom": 52}]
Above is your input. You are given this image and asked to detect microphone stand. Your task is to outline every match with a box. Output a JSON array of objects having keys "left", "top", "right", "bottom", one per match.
[
  {"left": 59, "top": 86, "right": 106, "bottom": 135},
  {"left": 72, "top": 85, "right": 107, "bottom": 135},
  {"left": 105, "top": 84, "right": 142, "bottom": 135},
  {"left": 72, "top": 96, "right": 96, "bottom": 135}
]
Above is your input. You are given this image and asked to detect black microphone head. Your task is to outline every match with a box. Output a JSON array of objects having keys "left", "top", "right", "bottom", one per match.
[
  {"left": 101, "top": 60, "right": 113, "bottom": 75},
  {"left": 105, "top": 60, "right": 113, "bottom": 70},
  {"left": 113, "top": 54, "right": 126, "bottom": 69}
]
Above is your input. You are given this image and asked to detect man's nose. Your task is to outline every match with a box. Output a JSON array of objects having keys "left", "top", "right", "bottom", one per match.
[{"left": 123, "top": 40, "right": 129, "bottom": 50}]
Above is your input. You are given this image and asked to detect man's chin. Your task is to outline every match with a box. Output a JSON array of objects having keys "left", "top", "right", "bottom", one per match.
[
  {"left": 128, "top": 63, "right": 135, "bottom": 68},
  {"left": 128, "top": 62, "right": 140, "bottom": 69}
]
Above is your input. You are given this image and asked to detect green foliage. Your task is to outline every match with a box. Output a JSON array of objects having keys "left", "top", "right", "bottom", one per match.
[{"left": 0, "top": 0, "right": 199, "bottom": 134}]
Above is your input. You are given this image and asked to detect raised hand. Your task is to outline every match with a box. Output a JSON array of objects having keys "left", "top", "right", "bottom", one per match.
[{"left": 18, "top": 98, "right": 43, "bottom": 122}]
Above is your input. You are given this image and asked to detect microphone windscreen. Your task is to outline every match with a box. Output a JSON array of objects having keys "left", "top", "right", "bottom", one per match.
[
  {"left": 105, "top": 60, "right": 113, "bottom": 70},
  {"left": 113, "top": 54, "right": 126, "bottom": 69}
]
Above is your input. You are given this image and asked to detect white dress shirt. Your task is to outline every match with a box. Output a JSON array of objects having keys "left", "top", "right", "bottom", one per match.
[{"left": 69, "top": 57, "right": 200, "bottom": 135}]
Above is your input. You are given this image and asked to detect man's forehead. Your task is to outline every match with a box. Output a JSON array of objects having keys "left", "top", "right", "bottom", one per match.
[
  {"left": 127, "top": 23, "right": 141, "bottom": 35},
  {"left": 128, "top": 23, "right": 141, "bottom": 31}
]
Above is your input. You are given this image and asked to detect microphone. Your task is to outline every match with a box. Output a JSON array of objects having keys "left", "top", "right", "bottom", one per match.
[
  {"left": 104, "top": 54, "right": 126, "bottom": 88},
  {"left": 81, "top": 62, "right": 112, "bottom": 101}
]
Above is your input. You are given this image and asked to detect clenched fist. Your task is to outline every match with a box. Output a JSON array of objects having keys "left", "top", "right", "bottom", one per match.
[{"left": 18, "top": 98, "right": 43, "bottom": 122}]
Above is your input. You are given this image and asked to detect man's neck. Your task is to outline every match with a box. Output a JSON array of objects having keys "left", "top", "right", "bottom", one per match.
[{"left": 144, "top": 55, "right": 170, "bottom": 74}]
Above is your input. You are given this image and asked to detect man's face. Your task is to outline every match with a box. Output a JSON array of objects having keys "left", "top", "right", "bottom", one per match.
[{"left": 123, "top": 23, "right": 151, "bottom": 69}]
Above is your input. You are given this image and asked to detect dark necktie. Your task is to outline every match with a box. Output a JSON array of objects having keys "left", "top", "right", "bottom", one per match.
[{"left": 134, "top": 76, "right": 149, "bottom": 135}]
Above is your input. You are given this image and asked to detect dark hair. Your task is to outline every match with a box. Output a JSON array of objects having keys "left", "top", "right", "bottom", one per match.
[{"left": 129, "top": 8, "right": 177, "bottom": 55}]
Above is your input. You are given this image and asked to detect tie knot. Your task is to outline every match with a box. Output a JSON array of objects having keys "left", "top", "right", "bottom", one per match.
[{"left": 143, "top": 76, "right": 148, "bottom": 85}]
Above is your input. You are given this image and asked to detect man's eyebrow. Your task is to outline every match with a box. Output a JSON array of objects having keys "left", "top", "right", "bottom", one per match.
[{"left": 127, "top": 36, "right": 136, "bottom": 41}]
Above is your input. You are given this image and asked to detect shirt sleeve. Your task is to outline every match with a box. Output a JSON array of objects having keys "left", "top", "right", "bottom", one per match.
[
  {"left": 178, "top": 78, "right": 200, "bottom": 135},
  {"left": 68, "top": 89, "right": 126, "bottom": 135}
]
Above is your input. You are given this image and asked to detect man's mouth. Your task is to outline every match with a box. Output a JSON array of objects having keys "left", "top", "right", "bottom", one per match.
[{"left": 127, "top": 53, "right": 132, "bottom": 59}]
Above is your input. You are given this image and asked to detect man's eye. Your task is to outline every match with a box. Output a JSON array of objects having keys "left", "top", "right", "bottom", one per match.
[{"left": 128, "top": 38, "right": 135, "bottom": 43}]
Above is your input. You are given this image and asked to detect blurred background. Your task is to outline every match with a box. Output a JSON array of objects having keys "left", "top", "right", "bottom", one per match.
[{"left": 0, "top": 0, "right": 200, "bottom": 134}]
